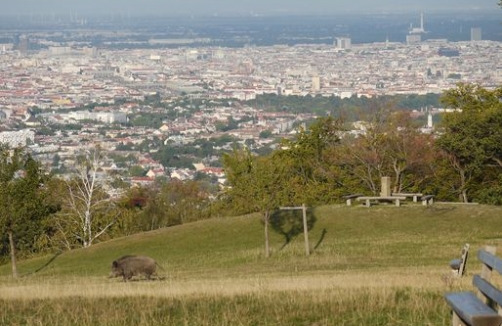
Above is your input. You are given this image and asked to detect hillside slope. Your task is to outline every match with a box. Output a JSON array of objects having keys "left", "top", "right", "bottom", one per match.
[{"left": 2, "top": 203, "right": 502, "bottom": 279}]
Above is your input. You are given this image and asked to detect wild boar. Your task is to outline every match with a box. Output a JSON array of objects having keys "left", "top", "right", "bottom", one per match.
[{"left": 110, "top": 255, "right": 160, "bottom": 281}]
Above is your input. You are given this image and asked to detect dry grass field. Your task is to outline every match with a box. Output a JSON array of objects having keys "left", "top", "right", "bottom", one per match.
[{"left": 1, "top": 203, "right": 502, "bottom": 325}]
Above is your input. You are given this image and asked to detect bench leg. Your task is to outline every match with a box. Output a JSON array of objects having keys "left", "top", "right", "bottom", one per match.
[
  {"left": 452, "top": 312, "right": 467, "bottom": 326},
  {"left": 413, "top": 196, "right": 418, "bottom": 202},
  {"left": 346, "top": 199, "right": 352, "bottom": 206},
  {"left": 395, "top": 199, "right": 400, "bottom": 207},
  {"left": 422, "top": 200, "right": 427, "bottom": 206},
  {"left": 365, "top": 199, "right": 370, "bottom": 207}
]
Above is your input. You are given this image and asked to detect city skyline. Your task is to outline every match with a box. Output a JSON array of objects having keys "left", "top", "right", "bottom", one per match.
[{"left": 0, "top": 0, "right": 498, "bottom": 16}]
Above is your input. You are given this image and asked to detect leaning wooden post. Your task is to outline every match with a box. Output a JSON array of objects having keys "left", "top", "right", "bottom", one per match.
[{"left": 302, "top": 204, "right": 310, "bottom": 257}]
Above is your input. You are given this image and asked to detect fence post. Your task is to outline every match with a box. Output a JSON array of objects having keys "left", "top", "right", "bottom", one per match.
[{"left": 302, "top": 204, "right": 309, "bottom": 256}]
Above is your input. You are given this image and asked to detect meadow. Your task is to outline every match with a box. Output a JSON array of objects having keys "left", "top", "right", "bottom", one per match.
[{"left": 1, "top": 203, "right": 502, "bottom": 325}]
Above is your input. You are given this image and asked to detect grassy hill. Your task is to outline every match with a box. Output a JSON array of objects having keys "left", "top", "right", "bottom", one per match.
[{"left": 1, "top": 203, "right": 502, "bottom": 325}]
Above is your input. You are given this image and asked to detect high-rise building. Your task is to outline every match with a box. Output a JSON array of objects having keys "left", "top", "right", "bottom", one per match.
[
  {"left": 335, "top": 37, "right": 351, "bottom": 50},
  {"left": 406, "top": 34, "right": 421, "bottom": 44},
  {"left": 17, "top": 35, "right": 29, "bottom": 53},
  {"left": 311, "top": 76, "right": 320, "bottom": 92},
  {"left": 471, "top": 27, "right": 482, "bottom": 41}
]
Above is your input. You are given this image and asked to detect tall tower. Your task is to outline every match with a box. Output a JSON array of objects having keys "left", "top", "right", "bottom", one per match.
[
  {"left": 409, "top": 12, "right": 426, "bottom": 34},
  {"left": 420, "top": 12, "right": 424, "bottom": 32}
]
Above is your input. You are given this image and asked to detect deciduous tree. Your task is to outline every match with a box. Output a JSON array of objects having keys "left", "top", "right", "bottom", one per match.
[
  {"left": 0, "top": 146, "right": 57, "bottom": 277},
  {"left": 223, "top": 148, "right": 289, "bottom": 257},
  {"left": 436, "top": 84, "right": 502, "bottom": 202},
  {"left": 53, "top": 147, "right": 116, "bottom": 248}
]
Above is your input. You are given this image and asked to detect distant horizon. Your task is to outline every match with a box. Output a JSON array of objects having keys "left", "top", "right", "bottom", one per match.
[{"left": 0, "top": 0, "right": 498, "bottom": 16}]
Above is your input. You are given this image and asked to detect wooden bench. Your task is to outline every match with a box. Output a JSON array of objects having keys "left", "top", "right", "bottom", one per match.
[
  {"left": 445, "top": 246, "right": 502, "bottom": 326},
  {"left": 421, "top": 195, "right": 435, "bottom": 206},
  {"left": 392, "top": 192, "right": 423, "bottom": 202},
  {"left": 356, "top": 196, "right": 406, "bottom": 207},
  {"left": 342, "top": 194, "right": 364, "bottom": 206}
]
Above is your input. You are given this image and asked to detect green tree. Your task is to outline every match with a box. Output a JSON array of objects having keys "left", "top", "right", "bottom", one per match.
[
  {"left": 140, "top": 180, "right": 211, "bottom": 230},
  {"left": 277, "top": 116, "right": 344, "bottom": 204},
  {"left": 0, "top": 146, "right": 57, "bottom": 277},
  {"left": 223, "top": 147, "right": 300, "bottom": 257},
  {"left": 436, "top": 84, "right": 502, "bottom": 202},
  {"left": 129, "top": 165, "right": 147, "bottom": 177}
]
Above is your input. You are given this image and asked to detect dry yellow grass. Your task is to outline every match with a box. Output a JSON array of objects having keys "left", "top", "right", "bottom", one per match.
[{"left": 0, "top": 266, "right": 463, "bottom": 300}]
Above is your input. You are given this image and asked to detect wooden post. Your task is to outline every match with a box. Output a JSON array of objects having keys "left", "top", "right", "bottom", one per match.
[
  {"left": 279, "top": 205, "right": 310, "bottom": 257},
  {"left": 302, "top": 204, "right": 310, "bottom": 257},
  {"left": 455, "top": 243, "right": 469, "bottom": 278}
]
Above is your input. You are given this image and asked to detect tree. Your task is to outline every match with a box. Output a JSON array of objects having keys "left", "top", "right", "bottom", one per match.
[
  {"left": 53, "top": 147, "right": 116, "bottom": 248},
  {"left": 380, "top": 111, "right": 436, "bottom": 193},
  {"left": 277, "top": 116, "right": 345, "bottom": 204},
  {"left": 223, "top": 148, "right": 289, "bottom": 257},
  {"left": 333, "top": 104, "right": 437, "bottom": 196},
  {"left": 0, "top": 146, "right": 57, "bottom": 277},
  {"left": 334, "top": 105, "right": 392, "bottom": 195},
  {"left": 139, "top": 180, "right": 212, "bottom": 230},
  {"left": 436, "top": 84, "right": 502, "bottom": 202}
]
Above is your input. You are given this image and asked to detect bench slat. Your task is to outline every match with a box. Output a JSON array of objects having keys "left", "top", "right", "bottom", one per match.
[
  {"left": 445, "top": 291, "right": 502, "bottom": 326},
  {"left": 478, "top": 250, "right": 502, "bottom": 276},
  {"left": 342, "top": 194, "right": 364, "bottom": 199},
  {"left": 356, "top": 196, "right": 406, "bottom": 207},
  {"left": 473, "top": 274, "right": 502, "bottom": 308},
  {"left": 356, "top": 196, "right": 406, "bottom": 200}
]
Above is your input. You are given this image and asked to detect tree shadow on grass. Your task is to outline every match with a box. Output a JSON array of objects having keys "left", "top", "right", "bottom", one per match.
[
  {"left": 21, "top": 251, "right": 62, "bottom": 277},
  {"left": 270, "top": 208, "right": 317, "bottom": 251},
  {"left": 313, "top": 228, "right": 328, "bottom": 251}
]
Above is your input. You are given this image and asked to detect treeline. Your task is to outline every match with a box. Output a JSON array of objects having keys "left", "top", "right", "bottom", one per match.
[
  {"left": 223, "top": 84, "right": 502, "bottom": 215},
  {"left": 246, "top": 93, "right": 441, "bottom": 120},
  {"left": 1, "top": 84, "right": 501, "bottom": 275}
]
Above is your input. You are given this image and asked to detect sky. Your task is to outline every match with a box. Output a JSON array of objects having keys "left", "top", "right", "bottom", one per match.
[{"left": 0, "top": 0, "right": 498, "bottom": 16}]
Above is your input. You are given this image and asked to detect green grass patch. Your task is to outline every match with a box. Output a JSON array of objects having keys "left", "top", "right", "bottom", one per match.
[{"left": 1, "top": 203, "right": 502, "bottom": 324}]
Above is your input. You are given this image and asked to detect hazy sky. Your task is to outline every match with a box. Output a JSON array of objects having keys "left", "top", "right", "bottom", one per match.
[{"left": 0, "top": 0, "right": 498, "bottom": 16}]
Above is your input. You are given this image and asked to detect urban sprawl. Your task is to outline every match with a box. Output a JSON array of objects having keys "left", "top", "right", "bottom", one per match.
[{"left": 1, "top": 33, "right": 501, "bottom": 190}]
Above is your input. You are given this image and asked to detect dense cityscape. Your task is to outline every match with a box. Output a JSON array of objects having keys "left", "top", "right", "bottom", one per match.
[{"left": 0, "top": 11, "right": 501, "bottom": 189}]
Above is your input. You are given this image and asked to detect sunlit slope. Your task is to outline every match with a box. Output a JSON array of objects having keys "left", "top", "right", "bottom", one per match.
[{"left": 2, "top": 204, "right": 502, "bottom": 278}]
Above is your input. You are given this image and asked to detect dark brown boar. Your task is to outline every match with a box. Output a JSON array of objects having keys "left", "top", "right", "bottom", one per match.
[{"left": 110, "top": 255, "right": 159, "bottom": 281}]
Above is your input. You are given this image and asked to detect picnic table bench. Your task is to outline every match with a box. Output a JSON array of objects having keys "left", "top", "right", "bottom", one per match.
[
  {"left": 421, "top": 195, "right": 435, "bottom": 206},
  {"left": 445, "top": 246, "right": 502, "bottom": 326},
  {"left": 342, "top": 194, "right": 364, "bottom": 206},
  {"left": 391, "top": 192, "right": 423, "bottom": 202},
  {"left": 356, "top": 196, "right": 406, "bottom": 207}
]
